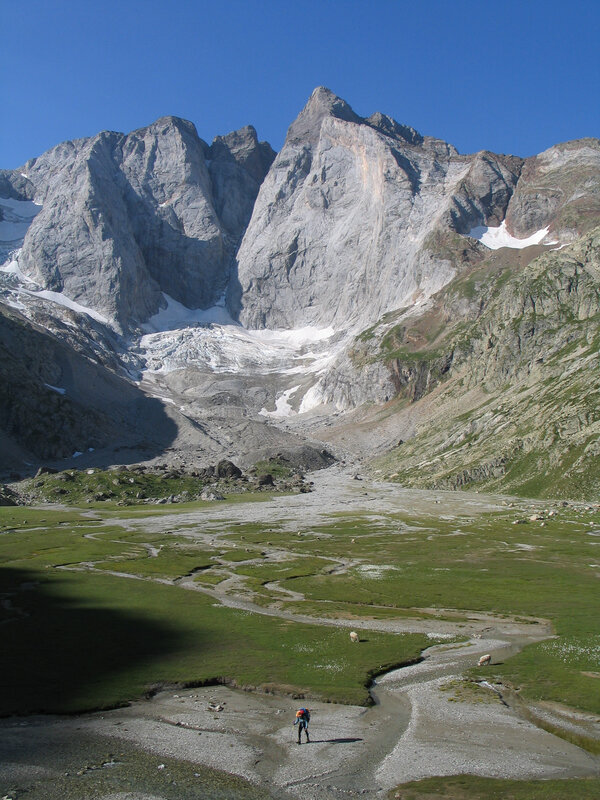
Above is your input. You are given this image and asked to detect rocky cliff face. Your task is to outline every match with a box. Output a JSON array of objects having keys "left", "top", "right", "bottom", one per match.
[
  {"left": 1, "top": 119, "right": 274, "bottom": 330},
  {"left": 233, "top": 88, "right": 525, "bottom": 330},
  {"left": 361, "top": 225, "right": 600, "bottom": 499},
  {"left": 235, "top": 89, "right": 599, "bottom": 339}
]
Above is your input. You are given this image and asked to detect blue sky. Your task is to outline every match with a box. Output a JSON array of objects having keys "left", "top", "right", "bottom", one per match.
[{"left": 2, "top": 0, "right": 598, "bottom": 168}]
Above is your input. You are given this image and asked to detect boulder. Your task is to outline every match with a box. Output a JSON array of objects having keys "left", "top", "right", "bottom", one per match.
[{"left": 215, "top": 460, "right": 242, "bottom": 479}]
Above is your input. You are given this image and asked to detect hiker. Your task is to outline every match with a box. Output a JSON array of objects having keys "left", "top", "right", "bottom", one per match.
[{"left": 294, "top": 707, "right": 310, "bottom": 744}]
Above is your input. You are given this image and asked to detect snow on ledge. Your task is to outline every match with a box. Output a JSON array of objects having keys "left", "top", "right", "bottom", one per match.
[
  {"left": 0, "top": 253, "right": 37, "bottom": 284},
  {"left": 44, "top": 383, "right": 66, "bottom": 395},
  {"left": 21, "top": 287, "right": 110, "bottom": 325},
  {"left": 467, "top": 221, "right": 552, "bottom": 250}
]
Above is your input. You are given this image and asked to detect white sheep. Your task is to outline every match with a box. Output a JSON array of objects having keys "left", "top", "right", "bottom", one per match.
[
  {"left": 349, "top": 631, "right": 359, "bottom": 643},
  {"left": 478, "top": 654, "right": 492, "bottom": 666}
]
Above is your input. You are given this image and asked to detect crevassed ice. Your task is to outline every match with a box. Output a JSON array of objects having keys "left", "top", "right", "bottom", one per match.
[
  {"left": 467, "top": 221, "right": 551, "bottom": 250},
  {"left": 141, "top": 293, "right": 339, "bottom": 379}
]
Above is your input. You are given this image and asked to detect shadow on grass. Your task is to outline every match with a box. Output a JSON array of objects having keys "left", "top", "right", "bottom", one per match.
[{"left": 0, "top": 566, "right": 183, "bottom": 716}]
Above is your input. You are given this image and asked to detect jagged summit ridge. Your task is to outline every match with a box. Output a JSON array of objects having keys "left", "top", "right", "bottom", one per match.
[
  {"left": 233, "top": 89, "right": 600, "bottom": 332},
  {"left": 1, "top": 116, "right": 275, "bottom": 330}
]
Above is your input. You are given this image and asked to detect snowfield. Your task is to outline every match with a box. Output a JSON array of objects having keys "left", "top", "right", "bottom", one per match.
[
  {"left": 467, "top": 221, "right": 552, "bottom": 250},
  {"left": 21, "top": 287, "right": 111, "bottom": 325}
]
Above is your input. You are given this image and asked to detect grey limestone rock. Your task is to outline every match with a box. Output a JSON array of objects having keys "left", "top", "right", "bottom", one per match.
[
  {"left": 209, "top": 125, "right": 275, "bottom": 238},
  {"left": 5, "top": 117, "right": 274, "bottom": 330},
  {"left": 2, "top": 87, "right": 600, "bottom": 493},
  {"left": 505, "top": 138, "right": 600, "bottom": 238},
  {"left": 233, "top": 87, "right": 524, "bottom": 332}
]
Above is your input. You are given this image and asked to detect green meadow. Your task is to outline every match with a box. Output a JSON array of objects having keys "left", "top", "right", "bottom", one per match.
[
  {"left": 0, "top": 504, "right": 428, "bottom": 715},
  {"left": 389, "top": 775, "right": 600, "bottom": 800},
  {"left": 1, "top": 494, "right": 599, "bottom": 720}
]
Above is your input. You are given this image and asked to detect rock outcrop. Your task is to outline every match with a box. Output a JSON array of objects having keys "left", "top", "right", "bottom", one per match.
[{"left": 367, "top": 226, "right": 600, "bottom": 499}]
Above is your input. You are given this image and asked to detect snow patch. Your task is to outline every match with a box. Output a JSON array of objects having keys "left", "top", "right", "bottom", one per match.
[
  {"left": 299, "top": 383, "right": 326, "bottom": 414},
  {"left": 44, "top": 383, "right": 66, "bottom": 395},
  {"left": 356, "top": 564, "right": 399, "bottom": 579},
  {"left": 260, "top": 386, "right": 301, "bottom": 418},
  {"left": 467, "top": 221, "right": 551, "bottom": 250},
  {"left": 3, "top": 296, "right": 27, "bottom": 312},
  {"left": 0, "top": 252, "right": 37, "bottom": 283},
  {"left": 142, "top": 293, "right": 235, "bottom": 333}
]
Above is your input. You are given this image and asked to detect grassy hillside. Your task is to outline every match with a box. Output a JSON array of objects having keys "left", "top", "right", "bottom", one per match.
[{"left": 367, "top": 227, "right": 600, "bottom": 500}]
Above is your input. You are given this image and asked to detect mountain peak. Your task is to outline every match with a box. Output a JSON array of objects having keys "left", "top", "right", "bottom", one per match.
[
  {"left": 365, "top": 112, "right": 423, "bottom": 146},
  {"left": 136, "top": 115, "right": 201, "bottom": 142},
  {"left": 286, "top": 87, "right": 362, "bottom": 144}
]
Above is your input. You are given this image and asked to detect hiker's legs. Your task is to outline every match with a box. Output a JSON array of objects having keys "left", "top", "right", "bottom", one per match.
[{"left": 298, "top": 719, "right": 308, "bottom": 743}]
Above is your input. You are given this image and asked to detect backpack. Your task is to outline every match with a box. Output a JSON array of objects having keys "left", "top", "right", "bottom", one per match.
[{"left": 296, "top": 708, "right": 310, "bottom": 722}]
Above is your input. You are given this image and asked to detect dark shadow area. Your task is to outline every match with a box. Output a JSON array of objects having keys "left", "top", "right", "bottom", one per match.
[
  {"left": 0, "top": 566, "right": 184, "bottom": 716},
  {"left": 0, "top": 306, "right": 178, "bottom": 479},
  {"left": 307, "top": 737, "right": 363, "bottom": 744}
]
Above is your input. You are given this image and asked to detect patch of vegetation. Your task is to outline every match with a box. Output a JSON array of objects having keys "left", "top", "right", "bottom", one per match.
[
  {"left": 268, "top": 511, "right": 600, "bottom": 716},
  {"left": 2, "top": 498, "right": 600, "bottom": 722},
  {"left": 281, "top": 600, "right": 464, "bottom": 622},
  {"left": 18, "top": 468, "right": 211, "bottom": 505},
  {"left": 388, "top": 775, "right": 600, "bottom": 800},
  {"left": 250, "top": 457, "right": 296, "bottom": 480},
  {"left": 95, "top": 543, "right": 215, "bottom": 580},
  {"left": 438, "top": 678, "right": 500, "bottom": 704}
]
